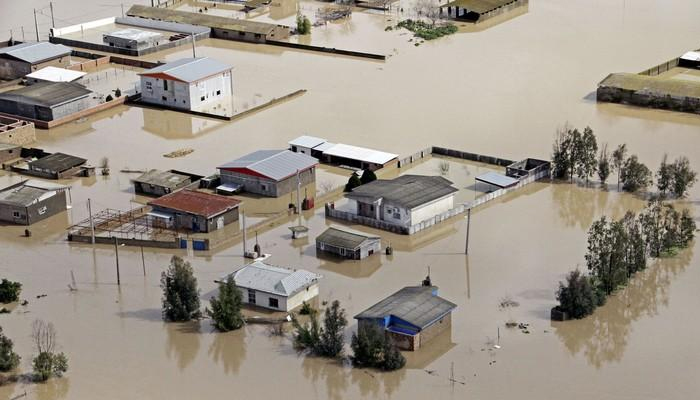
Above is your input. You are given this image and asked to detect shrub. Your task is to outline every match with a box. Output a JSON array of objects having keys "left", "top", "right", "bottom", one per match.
[
  {"left": 207, "top": 278, "right": 244, "bottom": 332},
  {"left": 351, "top": 323, "right": 405, "bottom": 371},
  {"left": 32, "top": 351, "right": 68, "bottom": 382},
  {"left": 114, "top": 88, "right": 122, "bottom": 97},
  {"left": 292, "top": 312, "right": 321, "bottom": 351},
  {"left": 555, "top": 269, "right": 601, "bottom": 319},
  {"left": 105, "top": 94, "right": 113, "bottom": 102},
  {"left": 161, "top": 256, "right": 201, "bottom": 322},
  {"left": 359, "top": 169, "right": 377, "bottom": 185},
  {"left": 0, "top": 327, "right": 20, "bottom": 372},
  {"left": 299, "top": 301, "right": 315, "bottom": 315},
  {"left": 344, "top": 174, "right": 362, "bottom": 192},
  {"left": 397, "top": 19, "right": 457, "bottom": 40},
  {"left": 620, "top": 155, "right": 652, "bottom": 192},
  {"left": 0, "top": 279, "right": 21, "bottom": 303}
]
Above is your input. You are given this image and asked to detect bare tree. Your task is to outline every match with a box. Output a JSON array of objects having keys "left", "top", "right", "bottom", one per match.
[
  {"left": 32, "top": 320, "right": 57, "bottom": 354},
  {"left": 414, "top": 0, "right": 442, "bottom": 25}
]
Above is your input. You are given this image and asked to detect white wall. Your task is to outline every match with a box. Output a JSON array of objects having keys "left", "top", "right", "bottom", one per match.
[
  {"left": 188, "top": 71, "right": 232, "bottom": 113},
  {"left": 410, "top": 194, "right": 454, "bottom": 225},
  {"left": 237, "top": 284, "right": 319, "bottom": 312},
  {"left": 286, "top": 284, "right": 320, "bottom": 312},
  {"left": 140, "top": 70, "right": 232, "bottom": 113}
]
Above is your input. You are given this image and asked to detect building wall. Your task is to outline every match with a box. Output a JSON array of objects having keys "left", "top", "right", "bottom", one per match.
[
  {"left": 152, "top": 205, "right": 238, "bottom": 233},
  {"left": 238, "top": 287, "right": 288, "bottom": 310},
  {"left": 316, "top": 239, "right": 380, "bottom": 260},
  {"left": 0, "top": 190, "right": 66, "bottom": 225},
  {"left": 103, "top": 35, "right": 161, "bottom": 50},
  {"left": 140, "top": 71, "right": 232, "bottom": 112},
  {"left": 188, "top": 71, "right": 232, "bottom": 113},
  {"left": 204, "top": 208, "right": 239, "bottom": 232},
  {"left": 0, "top": 146, "right": 20, "bottom": 163},
  {"left": 134, "top": 180, "right": 190, "bottom": 197},
  {"left": 220, "top": 167, "right": 315, "bottom": 197},
  {"left": 0, "top": 96, "right": 89, "bottom": 122},
  {"left": 0, "top": 119, "right": 36, "bottom": 146},
  {"left": 418, "top": 313, "right": 451, "bottom": 348},
  {"left": 286, "top": 283, "right": 319, "bottom": 311},
  {"left": 409, "top": 195, "right": 454, "bottom": 226},
  {"left": 380, "top": 201, "right": 411, "bottom": 227},
  {"left": 0, "top": 56, "right": 70, "bottom": 80}
]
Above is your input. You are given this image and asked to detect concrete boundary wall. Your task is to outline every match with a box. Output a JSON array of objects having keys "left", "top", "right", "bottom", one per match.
[
  {"left": 266, "top": 40, "right": 386, "bottom": 61},
  {"left": 432, "top": 146, "right": 514, "bottom": 166},
  {"left": 50, "top": 17, "right": 116, "bottom": 37}
]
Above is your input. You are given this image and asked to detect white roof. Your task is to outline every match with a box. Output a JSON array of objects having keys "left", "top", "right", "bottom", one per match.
[
  {"left": 139, "top": 57, "right": 231, "bottom": 83},
  {"left": 106, "top": 28, "right": 162, "bottom": 41},
  {"left": 475, "top": 172, "right": 519, "bottom": 188},
  {"left": 322, "top": 143, "right": 398, "bottom": 165},
  {"left": 681, "top": 51, "right": 700, "bottom": 62},
  {"left": 25, "top": 66, "right": 86, "bottom": 83},
  {"left": 314, "top": 141, "right": 336, "bottom": 152},
  {"left": 289, "top": 135, "right": 327, "bottom": 149},
  {"left": 227, "top": 261, "right": 321, "bottom": 297}
]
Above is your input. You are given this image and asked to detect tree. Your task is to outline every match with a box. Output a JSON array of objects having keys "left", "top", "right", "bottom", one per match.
[
  {"left": 161, "top": 256, "right": 201, "bottom": 322},
  {"left": 0, "top": 326, "right": 20, "bottom": 372},
  {"left": 414, "top": 0, "right": 442, "bottom": 25},
  {"left": 679, "top": 209, "right": 697, "bottom": 247},
  {"left": 575, "top": 126, "right": 598, "bottom": 183},
  {"left": 597, "top": 143, "right": 611, "bottom": 185},
  {"left": 585, "top": 217, "right": 627, "bottom": 295},
  {"left": 670, "top": 156, "right": 697, "bottom": 198},
  {"left": 350, "top": 323, "right": 405, "bottom": 370},
  {"left": 207, "top": 278, "right": 244, "bottom": 332},
  {"left": 296, "top": 13, "right": 311, "bottom": 35},
  {"left": 114, "top": 88, "right": 122, "bottom": 97},
  {"left": 620, "top": 155, "right": 651, "bottom": 192},
  {"left": 344, "top": 174, "right": 362, "bottom": 192},
  {"left": 31, "top": 320, "right": 68, "bottom": 382},
  {"left": 621, "top": 211, "right": 647, "bottom": 277},
  {"left": 381, "top": 338, "right": 406, "bottom": 371},
  {"left": 360, "top": 169, "right": 377, "bottom": 185},
  {"left": 656, "top": 154, "right": 673, "bottom": 197},
  {"left": 567, "top": 128, "right": 582, "bottom": 181},
  {"left": 551, "top": 124, "right": 572, "bottom": 179},
  {"left": 0, "top": 279, "right": 21, "bottom": 303},
  {"left": 555, "top": 269, "right": 601, "bottom": 319},
  {"left": 611, "top": 143, "right": 627, "bottom": 190},
  {"left": 318, "top": 300, "right": 347, "bottom": 357},
  {"left": 292, "top": 310, "right": 321, "bottom": 352}
]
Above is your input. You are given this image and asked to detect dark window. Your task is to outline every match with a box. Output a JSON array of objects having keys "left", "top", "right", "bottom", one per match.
[
  {"left": 201, "top": 96, "right": 205, "bottom": 101},
  {"left": 248, "top": 289, "right": 256, "bottom": 304},
  {"left": 163, "top": 80, "right": 168, "bottom": 90},
  {"left": 216, "top": 90, "right": 221, "bottom": 96},
  {"left": 162, "top": 96, "right": 167, "bottom": 101},
  {"left": 12, "top": 211, "right": 20, "bottom": 218},
  {"left": 268, "top": 298, "right": 279, "bottom": 308}
]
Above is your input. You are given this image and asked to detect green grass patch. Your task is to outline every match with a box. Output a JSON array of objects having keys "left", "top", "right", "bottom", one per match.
[{"left": 397, "top": 19, "right": 458, "bottom": 40}]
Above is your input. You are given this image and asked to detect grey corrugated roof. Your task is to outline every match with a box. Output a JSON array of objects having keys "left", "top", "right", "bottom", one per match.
[
  {"left": 475, "top": 171, "right": 519, "bottom": 188},
  {"left": 105, "top": 28, "right": 162, "bottom": 41},
  {"left": 355, "top": 286, "right": 456, "bottom": 329},
  {"left": 133, "top": 169, "right": 190, "bottom": 189},
  {"left": 0, "top": 42, "right": 71, "bottom": 64},
  {"left": 226, "top": 261, "right": 322, "bottom": 297},
  {"left": 139, "top": 57, "right": 231, "bottom": 83},
  {"left": 0, "top": 180, "right": 66, "bottom": 206},
  {"left": 347, "top": 175, "right": 457, "bottom": 210},
  {"left": 288, "top": 135, "right": 327, "bottom": 149},
  {"left": 29, "top": 152, "right": 87, "bottom": 172},
  {"left": 316, "top": 226, "right": 380, "bottom": 250},
  {"left": 0, "top": 82, "right": 91, "bottom": 108},
  {"left": 219, "top": 150, "right": 318, "bottom": 181}
]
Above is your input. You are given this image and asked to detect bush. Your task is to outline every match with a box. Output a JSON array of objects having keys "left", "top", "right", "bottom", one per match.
[
  {"left": 292, "top": 312, "right": 321, "bottom": 351},
  {"left": 207, "top": 278, "right": 244, "bottom": 332},
  {"left": 114, "top": 88, "right": 122, "bottom": 97},
  {"left": 299, "top": 301, "right": 315, "bottom": 315},
  {"left": 359, "top": 169, "right": 377, "bottom": 185},
  {"left": 296, "top": 13, "right": 311, "bottom": 35},
  {"left": 32, "top": 351, "right": 68, "bottom": 382},
  {"left": 397, "top": 19, "right": 457, "bottom": 40},
  {"left": 105, "top": 94, "right": 113, "bottom": 102},
  {"left": 344, "top": 174, "right": 362, "bottom": 192},
  {"left": 0, "top": 327, "right": 20, "bottom": 372},
  {"left": 0, "top": 279, "right": 21, "bottom": 303},
  {"left": 620, "top": 155, "right": 652, "bottom": 192},
  {"left": 351, "top": 323, "right": 405, "bottom": 371},
  {"left": 555, "top": 269, "right": 601, "bottom": 319},
  {"left": 318, "top": 300, "right": 347, "bottom": 357},
  {"left": 161, "top": 256, "right": 201, "bottom": 322}
]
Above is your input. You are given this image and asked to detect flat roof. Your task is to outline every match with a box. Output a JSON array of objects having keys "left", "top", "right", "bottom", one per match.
[
  {"left": 475, "top": 171, "right": 519, "bottom": 188},
  {"left": 355, "top": 286, "right": 457, "bottom": 330},
  {"left": 316, "top": 226, "right": 381, "bottom": 250},
  {"left": 347, "top": 175, "right": 458, "bottom": 210},
  {"left": 0, "top": 180, "right": 67, "bottom": 207},
  {"left": 680, "top": 51, "right": 700, "bottom": 62},
  {"left": 133, "top": 169, "right": 191, "bottom": 189},
  {"left": 599, "top": 72, "right": 700, "bottom": 99},
  {"left": 441, "top": 0, "right": 520, "bottom": 14},
  {"left": 148, "top": 189, "right": 241, "bottom": 218},
  {"left": 25, "top": 66, "right": 86, "bottom": 83},
  {"left": 127, "top": 5, "right": 288, "bottom": 35},
  {"left": 288, "top": 135, "right": 327, "bottom": 149},
  {"left": 105, "top": 28, "right": 162, "bottom": 41},
  {"left": 322, "top": 143, "right": 398, "bottom": 165},
  {"left": 29, "top": 152, "right": 87, "bottom": 172},
  {"left": 225, "top": 261, "right": 322, "bottom": 297},
  {"left": 219, "top": 150, "right": 318, "bottom": 181},
  {"left": 0, "top": 82, "right": 91, "bottom": 108},
  {"left": 0, "top": 42, "right": 72, "bottom": 64},
  {"left": 139, "top": 57, "right": 231, "bottom": 83}
]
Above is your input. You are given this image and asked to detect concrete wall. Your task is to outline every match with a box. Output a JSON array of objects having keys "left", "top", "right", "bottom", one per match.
[
  {"left": 152, "top": 205, "right": 238, "bottom": 233},
  {"left": 316, "top": 238, "right": 380, "bottom": 260},
  {"left": 212, "top": 26, "right": 290, "bottom": 44},
  {"left": 597, "top": 86, "right": 700, "bottom": 115},
  {"left": 0, "top": 118, "right": 35, "bottom": 146},
  {"left": 287, "top": 284, "right": 319, "bottom": 311},
  {"left": 220, "top": 167, "right": 315, "bottom": 197},
  {"left": 0, "top": 189, "right": 66, "bottom": 225},
  {"left": 0, "top": 96, "right": 90, "bottom": 122},
  {"left": 0, "top": 147, "right": 19, "bottom": 163},
  {"left": 409, "top": 195, "right": 454, "bottom": 226}
]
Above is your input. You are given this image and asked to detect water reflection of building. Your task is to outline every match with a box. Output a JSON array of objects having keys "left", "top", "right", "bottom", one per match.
[
  {"left": 318, "top": 251, "right": 383, "bottom": 278},
  {"left": 141, "top": 107, "right": 224, "bottom": 138},
  {"left": 208, "top": 328, "right": 247, "bottom": 375}
]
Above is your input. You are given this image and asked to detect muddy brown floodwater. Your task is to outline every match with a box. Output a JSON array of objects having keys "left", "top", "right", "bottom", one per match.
[{"left": 1, "top": 0, "right": 700, "bottom": 399}]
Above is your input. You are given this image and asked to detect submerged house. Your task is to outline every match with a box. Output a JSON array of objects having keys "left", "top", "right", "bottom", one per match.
[
  {"left": 224, "top": 261, "right": 322, "bottom": 312},
  {"left": 148, "top": 189, "right": 240, "bottom": 232},
  {"left": 132, "top": 169, "right": 202, "bottom": 197},
  {"left": 355, "top": 285, "right": 457, "bottom": 351},
  {"left": 0, "top": 82, "right": 92, "bottom": 122},
  {"left": 316, "top": 226, "right": 381, "bottom": 260},
  {"left": 26, "top": 152, "right": 88, "bottom": 179},
  {"left": 218, "top": 150, "right": 318, "bottom": 197},
  {"left": 0, "top": 180, "right": 68, "bottom": 225},
  {"left": 103, "top": 28, "right": 162, "bottom": 50},
  {"left": 343, "top": 175, "right": 458, "bottom": 231},
  {"left": 138, "top": 57, "right": 233, "bottom": 113},
  {"left": 288, "top": 136, "right": 398, "bottom": 171},
  {"left": 0, "top": 42, "right": 72, "bottom": 80}
]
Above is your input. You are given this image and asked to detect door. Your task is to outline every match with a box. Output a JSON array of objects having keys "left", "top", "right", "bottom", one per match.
[{"left": 216, "top": 216, "right": 224, "bottom": 230}]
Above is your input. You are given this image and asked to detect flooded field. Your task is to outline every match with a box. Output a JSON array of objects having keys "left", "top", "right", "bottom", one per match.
[{"left": 1, "top": 0, "right": 700, "bottom": 399}]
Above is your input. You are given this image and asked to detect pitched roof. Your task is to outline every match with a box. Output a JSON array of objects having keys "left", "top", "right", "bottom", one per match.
[
  {"left": 288, "top": 135, "right": 327, "bottom": 149},
  {"left": 0, "top": 82, "right": 92, "bottom": 108},
  {"left": 0, "top": 42, "right": 72, "bottom": 64},
  {"left": 347, "top": 175, "right": 458, "bottom": 209},
  {"left": 322, "top": 143, "right": 398, "bottom": 165},
  {"left": 133, "top": 169, "right": 191, "bottom": 189},
  {"left": 219, "top": 150, "right": 318, "bottom": 181},
  {"left": 355, "top": 286, "right": 457, "bottom": 330},
  {"left": 226, "top": 261, "right": 322, "bottom": 297},
  {"left": 29, "top": 152, "right": 87, "bottom": 172},
  {"left": 139, "top": 57, "right": 231, "bottom": 83},
  {"left": 0, "top": 180, "right": 67, "bottom": 206},
  {"left": 25, "top": 66, "right": 86, "bottom": 83},
  {"left": 148, "top": 189, "right": 240, "bottom": 218},
  {"left": 316, "top": 226, "right": 380, "bottom": 250}
]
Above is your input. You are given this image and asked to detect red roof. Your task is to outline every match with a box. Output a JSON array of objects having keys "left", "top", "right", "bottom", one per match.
[{"left": 148, "top": 190, "right": 241, "bottom": 218}]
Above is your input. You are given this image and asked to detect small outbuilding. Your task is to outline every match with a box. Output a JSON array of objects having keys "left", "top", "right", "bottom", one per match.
[
  {"left": 27, "top": 152, "right": 87, "bottom": 179},
  {"left": 474, "top": 171, "right": 519, "bottom": 191},
  {"left": 132, "top": 169, "right": 202, "bottom": 197},
  {"left": 0, "top": 180, "right": 68, "bottom": 225},
  {"left": 0, "top": 82, "right": 92, "bottom": 122},
  {"left": 288, "top": 135, "right": 328, "bottom": 157},
  {"left": 24, "top": 66, "right": 86, "bottom": 85},
  {"left": 354, "top": 285, "right": 456, "bottom": 351},
  {"left": 679, "top": 51, "right": 700, "bottom": 69},
  {"left": 321, "top": 143, "right": 398, "bottom": 171},
  {"left": 218, "top": 150, "right": 318, "bottom": 197},
  {"left": 103, "top": 28, "right": 162, "bottom": 50},
  {"left": 0, "top": 143, "right": 21, "bottom": 164},
  {"left": 148, "top": 189, "right": 241, "bottom": 233},
  {"left": 0, "top": 42, "right": 72, "bottom": 80},
  {"left": 316, "top": 226, "right": 381, "bottom": 260},
  {"left": 223, "top": 260, "right": 322, "bottom": 312}
]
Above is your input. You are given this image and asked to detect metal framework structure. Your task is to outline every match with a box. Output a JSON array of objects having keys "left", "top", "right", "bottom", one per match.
[{"left": 68, "top": 206, "right": 177, "bottom": 240}]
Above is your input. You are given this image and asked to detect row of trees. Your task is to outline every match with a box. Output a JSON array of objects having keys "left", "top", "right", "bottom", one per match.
[
  {"left": 0, "top": 321, "right": 68, "bottom": 382},
  {"left": 555, "top": 200, "right": 696, "bottom": 319},
  {"left": 551, "top": 125, "right": 697, "bottom": 196},
  {"left": 292, "top": 301, "right": 405, "bottom": 371}
]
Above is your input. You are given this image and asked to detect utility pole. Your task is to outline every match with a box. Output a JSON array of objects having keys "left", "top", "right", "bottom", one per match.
[
  {"left": 21, "top": 26, "right": 25, "bottom": 42},
  {"left": 49, "top": 2, "right": 55, "bottom": 28},
  {"left": 121, "top": 3, "right": 125, "bottom": 18},
  {"left": 241, "top": 211, "right": 247, "bottom": 255},
  {"left": 87, "top": 198, "right": 95, "bottom": 244},
  {"left": 114, "top": 236, "right": 121, "bottom": 286},
  {"left": 465, "top": 208, "right": 471, "bottom": 255},
  {"left": 140, "top": 246, "right": 146, "bottom": 276},
  {"left": 191, "top": 32, "right": 196, "bottom": 58},
  {"left": 33, "top": 9, "right": 39, "bottom": 41},
  {"left": 296, "top": 169, "right": 301, "bottom": 214}
]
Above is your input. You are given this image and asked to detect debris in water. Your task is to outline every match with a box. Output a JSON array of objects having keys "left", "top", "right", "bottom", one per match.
[
  {"left": 164, "top": 148, "right": 194, "bottom": 158},
  {"left": 0, "top": 307, "right": 10, "bottom": 314},
  {"left": 20, "top": 300, "right": 28, "bottom": 306},
  {"left": 36, "top": 294, "right": 47, "bottom": 299}
]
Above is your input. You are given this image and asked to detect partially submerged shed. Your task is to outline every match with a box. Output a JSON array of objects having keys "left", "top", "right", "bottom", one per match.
[
  {"left": 103, "top": 28, "right": 162, "bottom": 50},
  {"left": 0, "top": 179, "right": 69, "bottom": 225},
  {"left": 133, "top": 169, "right": 203, "bottom": 197},
  {"left": 440, "top": 0, "right": 527, "bottom": 22},
  {"left": 148, "top": 189, "right": 241, "bottom": 233},
  {"left": 321, "top": 143, "right": 398, "bottom": 171},
  {"left": 0, "top": 42, "right": 72, "bottom": 80},
  {"left": 0, "top": 82, "right": 92, "bottom": 122},
  {"left": 316, "top": 226, "right": 381, "bottom": 260},
  {"left": 27, "top": 152, "right": 87, "bottom": 179}
]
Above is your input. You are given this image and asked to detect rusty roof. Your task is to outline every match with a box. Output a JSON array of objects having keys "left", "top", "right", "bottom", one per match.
[{"left": 148, "top": 189, "right": 240, "bottom": 218}]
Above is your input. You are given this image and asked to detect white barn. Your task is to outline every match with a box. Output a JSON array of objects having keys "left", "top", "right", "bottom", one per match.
[
  {"left": 224, "top": 261, "right": 322, "bottom": 312},
  {"left": 138, "top": 57, "right": 232, "bottom": 113}
]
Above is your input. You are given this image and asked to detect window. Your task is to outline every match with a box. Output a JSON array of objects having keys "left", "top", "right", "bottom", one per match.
[
  {"left": 216, "top": 90, "right": 221, "bottom": 96},
  {"left": 268, "top": 298, "right": 279, "bottom": 308},
  {"left": 339, "top": 248, "right": 346, "bottom": 256},
  {"left": 261, "top": 184, "right": 267, "bottom": 191},
  {"left": 12, "top": 211, "right": 20, "bottom": 218},
  {"left": 163, "top": 80, "right": 168, "bottom": 90},
  {"left": 162, "top": 96, "right": 167, "bottom": 101},
  {"left": 201, "top": 96, "right": 205, "bottom": 101},
  {"left": 248, "top": 289, "right": 256, "bottom": 304}
]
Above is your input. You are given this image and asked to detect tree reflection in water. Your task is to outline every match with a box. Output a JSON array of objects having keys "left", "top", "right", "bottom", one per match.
[
  {"left": 554, "top": 246, "right": 692, "bottom": 368},
  {"left": 165, "top": 321, "right": 201, "bottom": 371},
  {"left": 208, "top": 328, "right": 247, "bottom": 375},
  {"left": 35, "top": 377, "right": 70, "bottom": 400},
  {"left": 552, "top": 182, "right": 638, "bottom": 230},
  {"left": 302, "top": 357, "right": 349, "bottom": 400}
]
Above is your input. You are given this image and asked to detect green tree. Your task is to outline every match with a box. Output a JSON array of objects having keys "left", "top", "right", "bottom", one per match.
[
  {"left": 597, "top": 143, "right": 611, "bottom": 185},
  {"left": 567, "top": 128, "right": 582, "bottom": 181},
  {"left": 291, "top": 310, "right": 321, "bottom": 352},
  {"left": 0, "top": 326, "right": 20, "bottom": 372},
  {"left": 381, "top": 338, "right": 406, "bottom": 371},
  {"left": 585, "top": 217, "right": 627, "bottom": 295},
  {"left": 575, "top": 126, "right": 598, "bottom": 183},
  {"left": 161, "top": 256, "right": 201, "bottom": 322},
  {"left": 350, "top": 323, "right": 405, "bottom": 370},
  {"left": 620, "top": 155, "right": 651, "bottom": 192},
  {"left": 207, "top": 278, "right": 244, "bottom": 332},
  {"left": 679, "top": 209, "right": 697, "bottom": 247},
  {"left": 30, "top": 320, "right": 68, "bottom": 382},
  {"left": 621, "top": 211, "right": 647, "bottom": 277},
  {"left": 318, "top": 300, "right": 347, "bottom": 357},
  {"left": 360, "top": 169, "right": 377, "bottom": 185},
  {"left": 640, "top": 200, "right": 664, "bottom": 257},
  {"left": 656, "top": 154, "right": 673, "bottom": 197},
  {"left": 611, "top": 143, "right": 627, "bottom": 190},
  {"left": 551, "top": 125, "right": 572, "bottom": 179},
  {"left": 670, "top": 156, "right": 697, "bottom": 198},
  {"left": 344, "top": 174, "right": 362, "bottom": 192},
  {"left": 555, "top": 269, "right": 602, "bottom": 319},
  {"left": 0, "top": 279, "right": 21, "bottom": 303},
  {"left": 296, "top": 13, "right": 311, "bottom": 34}
]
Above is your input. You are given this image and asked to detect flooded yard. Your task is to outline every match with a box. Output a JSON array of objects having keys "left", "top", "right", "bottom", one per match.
[{"left": 1, "top": 0, "right": 700, "bottom": 399}]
